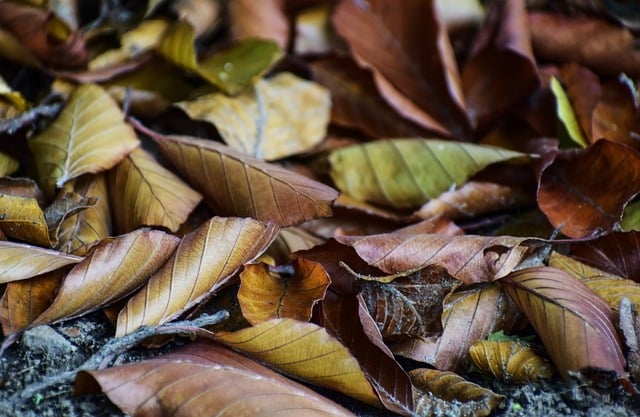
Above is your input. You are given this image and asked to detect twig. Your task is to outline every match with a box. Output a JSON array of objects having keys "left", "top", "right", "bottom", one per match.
[
  {"left": 8, "top": 310, "right": 228, "bottom": 404},
  {"left": 0, "top": 103, "right": 63, "bottom": 135}
]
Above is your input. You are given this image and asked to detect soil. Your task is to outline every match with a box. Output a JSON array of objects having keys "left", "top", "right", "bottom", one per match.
[{"left": 0, "top": 313, "right": 639, "bottom": 417}]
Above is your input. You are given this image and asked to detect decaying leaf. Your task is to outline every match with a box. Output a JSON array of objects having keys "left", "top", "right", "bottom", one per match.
[
  {"left": 0, "top": 241, "right": 82, "bottom": 284},
  {"left": 116, "top": 217, "right": 279, "bottom": 336},
  {"left": 0, "top": 193, "right": 50, "bottom": 247},
  {"left": 469, "top": 340, "right": 555, "bottom": 383},
  {"left": 76, "top": 340, "right": 357, "bottom": 417},
  {"left": 329, "top": 139, "right": 526, "bottom": 209},
  {"left": 550, "top": 76, "right": 589, "bottom": 148},
  {"left": 109, "top": 147, "right": 202, "bottom": 233},
  {"left": 502, "top": 267, "right": 627, "bottom": 379},
  {"left": 229, "top": 0, "right": 289, "bottom": 49},
  {"left": 28, "top": 83, "right": 140, "bottom": 196},
  {"left": 176, "top": 72, "right": 330, "bottom": 160},
  {"left": 216, "top": 318, "right": 382, "bottom": 408},
  {"left": 410, "top": 368, "right": 505, "bottom": 417},
  {"left": 394, "top": 283, "right": 521, "bottom": 372},
  {"left": 357, "top": 265, "right": 459, "bottom": 340},
  {"left": 238, "top": 258, "right": 330, "bottom": 324},
  {"left": 33, "top": 229, "right": 180, "bottom": 326},
  {"left": 337, "top": 232, "right": 530, "bottom": 284},
  {"left": 568, "top": 230, "right": 640, "bottom": 280},
  {"left": 148, "top": 130, "right": 339, "bottom": 227}
]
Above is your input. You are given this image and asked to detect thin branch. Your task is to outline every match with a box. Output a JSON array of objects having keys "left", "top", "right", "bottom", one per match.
[{"left": 8, "top": 310, "right": 228, "bottom": 404}]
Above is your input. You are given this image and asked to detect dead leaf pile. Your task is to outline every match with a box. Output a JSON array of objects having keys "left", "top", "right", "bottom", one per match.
[{"left": 2, "top": 0, "right": 640, "bottom": 416}]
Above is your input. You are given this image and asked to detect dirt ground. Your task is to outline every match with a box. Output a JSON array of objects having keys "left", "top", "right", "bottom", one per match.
[{"left": 0, "top": 312, "right": 638, "bottom": 417}]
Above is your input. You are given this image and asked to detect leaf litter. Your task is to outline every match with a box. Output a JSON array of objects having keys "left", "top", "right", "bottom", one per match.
[{"left": 1, "top": 0, "right": 640, "bottom": 416}]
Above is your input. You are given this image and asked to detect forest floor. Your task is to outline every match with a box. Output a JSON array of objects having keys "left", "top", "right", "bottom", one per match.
[{"left": 0, "top": 312, "right": 638, "bottom": 417}]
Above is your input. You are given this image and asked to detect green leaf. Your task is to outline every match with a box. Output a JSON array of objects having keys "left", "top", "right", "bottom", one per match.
[
  {"left": 329, "top": 139, "right": 526, "bottom": 209},
  {"left": 550, "top": 76, "right": 588, "bottom": 148}
]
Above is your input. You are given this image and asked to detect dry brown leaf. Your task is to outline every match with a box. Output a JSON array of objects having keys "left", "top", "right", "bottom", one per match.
[
  {"left": 502, "top": 267, "right": 626, "bottom": 379},
  {"left": 469, "top": 340, "right": 555, "bottom": 383},
  {"left": 394, "top": 283, "right": 521, "bottom": 372},
  {"left": 109, "top": 147, "right": 202, "bottom": 233},
  {"left": 238, "top": 258, "right": 330, "bottom": 324},
  {"left": 146, "top": 129, "right": 338, "bottom": 227},
  {"left": 410, "top": 368, "right": 505, "bottom": 417},
  {"left": 33, "top": 229, "right": 180, "bottom": 326},
  {"left": 77, "top": 340, "right": 357, "bottom": 417},
  {"left": 116, "top": 217, "right": 279, "bottom": 336},
  {"left": 229, "top": 0, "right": 289, "bottom": 49},
  {"left": 0, "top": 241, "right": 82, "bottom": 284},
  {"left": 215, "top": 318, "right": 382, "bottom": 408},
  {"left": 0, "top": 193, "right": 50, "bottom": 246},
  {"left": 28, "top": 84, "right": 140, "bottom": 196}
]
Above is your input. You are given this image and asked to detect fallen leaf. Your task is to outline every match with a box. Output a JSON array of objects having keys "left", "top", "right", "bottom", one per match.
[
  {"left": 502, "top": 267, "right": 626, "bottom": 379},
  {"left": 394, "top": 283, "right": 521, "bottom": 372},
  {"left": 333, "top": 0, "right": 470, "bottom": 139},
  {"left": 462, "top": 0, "right": 539, "bottom": 130},
  {"left": 148, "top": 130, "right": 338, "bottom": 227},
  {"left": 116, "top": 217, "right": 279, "bottom": 336},
  {"left": 619, "top": 297, "right": 640, "bottom": 383},
  {"left": 76, "top": 340, "right": 356, "bottom": 417},
  {"left": 410, "top": 368, "right": 505, "bottom": 417},
  {"left": 0, "top": 240, "right": 82, "bottom": 284},
  {"left": 592, "top": 75, "right": 640, "bottom": 150},
  {"left": 216, "top": 318, "right": 382, "bottom": 408},
  {"left": 33, "top": 229, "right": 180, "bottom": 325},
  {"left": 28, "top": 83, "right": 140, "bottom": 196},
  {"left": 337, "top": 232, "right": 530, "bottom": 284},
  {"left": 176, "top": 72, "right": 330, "bottom": 160},
  {"left": 569, "top": 231, "right": 640, "bottom": 280},
  {"left": 550, "top": 76, "right": 589, "bottom": 148},
  {"left": 558, "top": 63, "right": 600, "bottom": 142},
  {"left": 229, "top": 0, "right": 289, "bottom": 49},
  {"left": 294, "top": 4, "right": 333, "bottom": 55},
  {"left": 537, "top": 140, "right": 640, "bottom": 238},
  {"left": 469, "top": 340, "right": 555, "bottom": 383},
  {"left": 109, "top": 147, "right": 202, "bottom": 233},
  {"left": 329, "top": 139, "right": 526, "bottom": 209},
  {"left": 310, "top": 56, "right": 431, "bottom": 138},
  {"left": 0, "top": 193, "right": 50, "bottom": 246},
  {"left": 357, "top": 265, "right": 459, "bottom": 340},
  {"left": 55, "top": 174, "right": 112, "bottom": 255},
  {"left": 238, "top": 258, "right": 331, "bottom": 324}
]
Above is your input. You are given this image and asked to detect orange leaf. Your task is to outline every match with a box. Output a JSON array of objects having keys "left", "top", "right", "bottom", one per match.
[
  {"left": 238, "top": 258, "right": 330, "bottom": 324},
  {"left": 228, "top": 0, "right": 288, "bottom": 49},
  {"left": 502, "top": 267, "right": 626, "bottom": 379},
  {"left": 116, "top": 217, "right": 279, "bottom": 336},
  {"left": 149, "top": 130, "right": 338, "bottom": 227},
  {"left": 76, "top": 340, "right": 356, "bottom": 417},
  {"left": 33, "top": 229, "right": 180, "bottom": 325}
]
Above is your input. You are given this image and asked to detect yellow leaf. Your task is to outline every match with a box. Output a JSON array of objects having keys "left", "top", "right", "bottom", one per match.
[
  {"left": 469, "top": 340, "right": 555, "bottom": 383},
  {"left": 176, "top": 72, "right": 330, "bottom": 160},
  {"left": 29, "top": 83, "right": 139, "bottom": 196}
]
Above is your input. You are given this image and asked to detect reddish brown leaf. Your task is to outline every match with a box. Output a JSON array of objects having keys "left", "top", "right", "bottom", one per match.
[
  {"left": 33, "top": 229, "right": 180, "bottom": 326},
  {"left": 537, "top": 140, "right": 640, "bottom": 238},
  {"left": 592, "top": 76, "right": 640, "bottom": 149},
  {"left": 238, "top": 258, "right": 331, "bottom": 324},
  {"left": 502, "top": 267, "right": 626, "bottom": 379},
  {"left": 569, "top": 231, "right": 640, "bottom": 281},
  {"left": 462, "top": 0, "right": 539, "bottom": 130},
  {"left": 229, "top": 0, "right": 289, "bottom": 49},
  {"left": 116, "top": 217, "right": 279, "bottom": 336},
  {"left": 332, "top": 0, "right": 470, "bottom": 139},
  {"left": 148, "top": 130, "right": 338, "bottom": 227},
  {"left": 336, "top": 232, "right": 530, "bottom": 284},
  {"left": 76, "top": 340, "right": 356, "bottom": 417},
  {"left": 558, "top": 64, "right": 600, "bottom": 142},
  {"left": 310, "top": 56, "right": 430, "bottom": 138},
  {"left": 0, "top": 2, "right": 87, "bottom": 69},
  {"left": 394, "top": 283, "right": 521, "bottom": 372},
  {"left": 529, "top": 11, "right": 640, "bottom": 76}
]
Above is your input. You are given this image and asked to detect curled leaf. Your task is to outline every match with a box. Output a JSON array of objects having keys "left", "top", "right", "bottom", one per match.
[
  {"left": 0, "top": 241, "right": 82, "bottom": 284},
  {"left": 116, "top": 217, "right": 278, "bottom": 336},
  {"left": 469, "top": 340, "right": 555, "bottom": 383},
  {"left": 410, "top": 368, "right": 505, "bottom": 417},
  {"left": 238, "top": 258, "right": 330, "bottom": 324}
]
